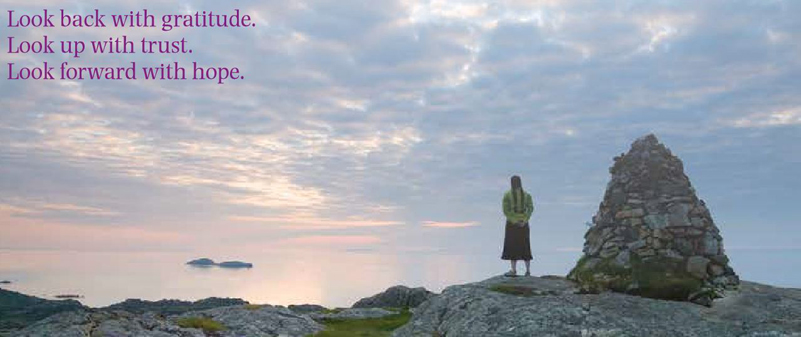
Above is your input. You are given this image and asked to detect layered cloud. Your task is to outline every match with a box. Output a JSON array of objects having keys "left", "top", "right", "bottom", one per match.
[{"left": 1, "top": 0, "right": 799, "bottom": 254}]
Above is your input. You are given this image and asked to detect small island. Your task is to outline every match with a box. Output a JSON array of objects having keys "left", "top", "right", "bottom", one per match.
[
  {"left": 217, "top": 261, "right": 253, "bottom": 269},
  {"left": 186, "top": 258, "right": 216, "bottom": 267},
  {"left": 54, "top": 294, "right": 83, "bottom": 299},
  {"left": 186, "top": 258, "right": 252, "bottom": 269}
]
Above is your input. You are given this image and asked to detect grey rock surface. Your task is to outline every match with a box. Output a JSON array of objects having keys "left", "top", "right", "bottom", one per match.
[
  {"left": 393, "top": 275, "right": 801, "bottom": 337},
  {"left": 102, "top": 297, "right": 248, "bottom": 315},
  {"left": 14, "top": 310, "right": 205, "bottom": 337},
  {"left": 15, "top": 305, "right": 324, "bottom": 337},
  {"left": 352, "top": 285, "right": 435, "bottom": 308},
  {"left": 177, "top": 305, "right": 323, "bottom": 337}
]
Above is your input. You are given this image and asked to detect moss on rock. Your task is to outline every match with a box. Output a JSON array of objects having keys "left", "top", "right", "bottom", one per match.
[
  {"left": 308, "top": 309, "right": 412, "bottom": 337},
  {"left": 489, "top": 285, "right": 559, "bottom": 297},
  {"left": 175, "top": 316, "right": 226, "bottom": 333},
  {"left": 569, "top": 255, "right": 702, "bottom": 301},
  {"left": 629, "top": 256, "right": 702, "bottom": 301},
  {"left": 568, "top": 255, "right": 631, "bottom": 294}
]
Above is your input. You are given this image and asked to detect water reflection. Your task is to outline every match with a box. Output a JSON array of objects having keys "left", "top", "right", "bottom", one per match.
[
  {"left": 0, "top": 249, "right": 480, "bottom": 307},
  {"left": 2, "top": 248, "right": 797, "bottom": 308}
]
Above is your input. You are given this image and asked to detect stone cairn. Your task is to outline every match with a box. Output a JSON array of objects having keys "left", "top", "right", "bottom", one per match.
[{"left": 568, "top": 134, "right": 738, "bottom": 305}]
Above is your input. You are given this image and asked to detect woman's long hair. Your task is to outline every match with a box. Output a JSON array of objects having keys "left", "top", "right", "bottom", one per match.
[{"left": 511, "top": 175, "right": 524, "bottom": 213}]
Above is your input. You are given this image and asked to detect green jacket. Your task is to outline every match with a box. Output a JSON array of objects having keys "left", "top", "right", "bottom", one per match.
[{"left": 503, "top": 188, "right": 534, "bottom": 223}]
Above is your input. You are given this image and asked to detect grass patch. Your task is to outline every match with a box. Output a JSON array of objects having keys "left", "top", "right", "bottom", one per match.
[
  {"left": 321, "top": 308, "right": 345, "bottom": 314},
  {"left": 489, "top": 285, "right": 556, "bottom": 297},
  {"left": 308, "top": 309, "right": 412, "bottom": 337},
  {"left": 176, "top": 317, "right": 226, "bottom": 333},
  {"left": 244, "top": 304, "right": 265, "bottom": 310}
]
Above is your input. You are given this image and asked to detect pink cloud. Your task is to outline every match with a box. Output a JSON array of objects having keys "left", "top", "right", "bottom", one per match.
[
  {"left": 0, "top": 201, "right": 118, "bottom": 217},
  {"left": 278, "top": 235, "right": 382, "bottom": 247},
  {"left": 422, "top": 221, "right": 479, "bottom": 228},
  {"left": 0, "top": 209, "right": 189, "bottom": 251},
  {"left": 229, "top": 215, "right": 401, "bottom": 229}
]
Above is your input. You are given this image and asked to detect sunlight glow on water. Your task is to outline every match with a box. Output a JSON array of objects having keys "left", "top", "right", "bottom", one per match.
[
  {"left": 0, "top": 248, "right": 798, "bottom": 307},
  {"left": 0, "top": 248, "right": 573, "bottom": 307}
]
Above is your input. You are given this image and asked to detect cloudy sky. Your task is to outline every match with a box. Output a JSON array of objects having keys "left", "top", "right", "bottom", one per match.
[{"left": 1, "top": 0, "right": 799, "bottom": 275}]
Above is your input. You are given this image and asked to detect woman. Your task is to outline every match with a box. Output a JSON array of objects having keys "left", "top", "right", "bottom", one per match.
[{"left": 501, "top": 175, "right": 534, "bottom": 277}]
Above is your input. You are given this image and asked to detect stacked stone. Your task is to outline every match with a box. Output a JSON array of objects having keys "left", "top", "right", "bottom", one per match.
[{"left": 571, "top": 134, "right": 738, "bottom": 304}]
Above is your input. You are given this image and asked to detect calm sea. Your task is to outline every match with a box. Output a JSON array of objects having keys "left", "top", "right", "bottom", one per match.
[{"left": 0, "top": 248, "right": 798, "bottom": 308}]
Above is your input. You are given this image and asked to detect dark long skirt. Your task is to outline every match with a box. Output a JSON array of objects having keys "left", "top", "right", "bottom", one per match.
[{"left": 501, "top": 221, "right": 532, "bottom": 261}]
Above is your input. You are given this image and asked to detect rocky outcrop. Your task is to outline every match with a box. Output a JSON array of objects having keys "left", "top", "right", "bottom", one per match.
[
  {"left": 176, "top": 305, "right": 323, "bottom": 336},
  {"left": 15, "top": 310, "right": 205, "bottom": 337},
  {"left": 352, "top": 285, "right": 435, "bottom": 309},
  {"left": 6, "top": 284, "right": 419, "bottom": 336},
  {"left": 0, "top": 288, "right": 86, "bottom": 333},
  {"left": 103, "top": 297, "right": 249, "bottom": 315},
  {"left": 4, "top": 286, "right": 408, "bottom": 336},
  {"left": 15, "top": 305, "right": 324, "bottom": 337},
  {"left": 6, "top": 276, "right": 801, "bottom": 336},
  {"left": 568, "top": 134, "right": 738, "bottom": 305},
  {"left": 288, "top": 304, "right": 328, "bottom": 314},
  {"left": 393, "top": 275, "right": 801, "bottom": 337}
]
